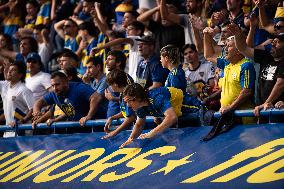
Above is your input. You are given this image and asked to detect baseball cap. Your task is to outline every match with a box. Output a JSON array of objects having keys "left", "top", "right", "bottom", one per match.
[
  {"left": 136, "top": 35, "right": 155, "bottom": 44},
  {"left": 26, "top": 52, "right": 42, "bottom": 63}
]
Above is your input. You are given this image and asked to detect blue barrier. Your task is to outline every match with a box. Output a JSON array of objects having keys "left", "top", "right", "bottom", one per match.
[{"left": 0, "top": 109, "right": 283, "bottom": 132}]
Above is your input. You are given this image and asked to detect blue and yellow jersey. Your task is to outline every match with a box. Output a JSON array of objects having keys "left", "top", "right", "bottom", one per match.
[
  {"left": 24, "top": 17, "right": 36, "bottom": 29},
  {"left": 217, "top": 57, "right": 256, "bottom": 108},
  {"left": 114, "top": 3, "right": 133, "bottom": 25},
  {"left": 136, "top": 87, "right": 201, "bottom": 118},
  {"left": 165, "top": 66, "right": 187, "bottom": 92},
  {"left": 79, "top": 38, "right": 98, "bottom": 75},
  {"left": 35, "top": 1, "right": 51, "bottom": 25},
  {"left": 96, "top": 33, "right": 108, "bottom": 71},
  {"left": 119, "top": 94, "right": 135, "bottom": 118},
  {"left": 64, "top": 35, "right": 79, "bottom": 52},
  {"left": 3, "top": 16, "right": 23, "bottom": 39}
]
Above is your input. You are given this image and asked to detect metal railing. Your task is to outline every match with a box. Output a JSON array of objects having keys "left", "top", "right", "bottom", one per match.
[{"left": 0, "top": 109, "right": 283, "bottom": 132}]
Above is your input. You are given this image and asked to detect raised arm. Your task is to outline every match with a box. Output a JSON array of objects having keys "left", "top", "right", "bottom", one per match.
[
  {"left": 137, "top": 6, "right": 160, "bottom": 26},
  {"left": 0, "top": 49, "right": 17, "bottom": 60},
  {"left": 54, "top": 19, "right": 66, "bottom": 39},
  {"left": 246, "top": 14, "right": 259, "bottom": 47},
  {"left": 227, "top": 23, "right": 254, "bottom": 59},
  {"left": 203, "top": 27, "right": 218, "bottom": 64},
  {"left": 257, "top": 0, "right": 274, "bottom": 33},
  {"left": 92, "top": 38, "right": 134, "bottom": 54},
  {"left": 160, "top": 0, "right": 181, "bottom": 25},
  {"left": 91, "top": 6, "right": 109, "bottom": 35}
]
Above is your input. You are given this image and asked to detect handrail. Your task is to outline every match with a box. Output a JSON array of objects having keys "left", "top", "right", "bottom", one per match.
[
  {"left": 0, "top": 109, "right": 283, "bottom": 132},
  {"left": 213, "top": 108, "right": 284, "bottom": 118}
]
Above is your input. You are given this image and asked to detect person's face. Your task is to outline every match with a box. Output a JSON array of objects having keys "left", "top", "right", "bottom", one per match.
[
  {"left": 105, "top": 55, "right": 118, "bottom": 72},
  {"left": 124, "top": 96, "right": 142, "bottom": 111},
  {"left": 160, "top": 55, "right": 169, "bottom": 68},
  {"left": 26, "top": 3, "right": 37, "bottom": 16},
  {"left": 186, "top": 0, "right": 197, "bottom": 13},
  {"left": 86, "top": 62, "right": 100, "bottom": 78},
  {"left": 271, "top": 38, "right": 284, "bottom": 59},
  {"left": 63, "top": 21, "right": 76, "bottom": 35},
  {"left": 58, "top": 56, "right": 77, "bottom": 70},
  {"left": 0, "top": 35, "right": 7, "bottom": 49},
  {"left": 138, "top": 42, "right": 154, "bottom": 58},
  {"left": 122, "top": 13, "right": 135, "bottom": 28},
  {"left": 183, "top": 47, "right": 198, "bottom": 63},
  {"left": 6, "top": 65, "right": 22, "bottom": 82},
  {"left": 274, "top": 21, "right": 284, "bottom": 35},
  {"left": 126, "top": 26, "right": 139, "bottom": 36},
  {"left": 224, "top": 39, "right": 238, "bottom": 61},
  {"left": 20, "top": 39, "right": 31, "bottom": 56},
  {"left": 82, "top": 1, "right": 92, "bottom": 14},
  {"left": 27, "top": 59, "right": 41, "bottom": 74},
  {"left": 33, "top": 29, "right": 42, "bottom": 41},
  {"left": 51, "top": 76, "right": 68, "bottom": 96}
]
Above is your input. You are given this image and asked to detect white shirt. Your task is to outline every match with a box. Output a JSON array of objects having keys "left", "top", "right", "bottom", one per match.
[
  {"left": 126, "top": 36, "right": 142, "bottom": 82},
  {"left": 38, "top": 43, "right": 52, "bottom": 69},
  {"left": 185, "top": 61, "right": 215, "bottom": 93},
  {"left": 26, "top": 71, "right": 51, "bottom": 101},
  {"left": 0, "top": 81, "right": 35, "bottom": 137}
]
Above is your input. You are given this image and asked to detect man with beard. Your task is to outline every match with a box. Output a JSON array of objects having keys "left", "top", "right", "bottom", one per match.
[
  {"left": 33, "top": 71, "right": 97, "bottom": 127},
  {"left": 228, "top": 24, "right": 284, "bottom": 121},
  {"left": 203, "top": 26, "right": 256, "bottom": 124}
]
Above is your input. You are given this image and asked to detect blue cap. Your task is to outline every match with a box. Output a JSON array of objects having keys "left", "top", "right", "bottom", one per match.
[{"left": 26, "top": 52, "right": 42, "bottom": 63}]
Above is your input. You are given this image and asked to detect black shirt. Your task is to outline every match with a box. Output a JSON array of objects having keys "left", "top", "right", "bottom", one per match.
[{"left": 254, "top": 49, "right": 284, "bottom": 103}]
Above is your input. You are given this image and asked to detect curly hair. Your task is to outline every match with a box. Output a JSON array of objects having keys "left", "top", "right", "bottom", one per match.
[{"left": 160, "top": 44, "right": 180, "bottom": 66}]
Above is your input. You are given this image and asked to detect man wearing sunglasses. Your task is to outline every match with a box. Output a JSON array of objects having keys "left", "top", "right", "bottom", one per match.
[{"left": 228, "top": 23, "right": 284, "bottom": 123}]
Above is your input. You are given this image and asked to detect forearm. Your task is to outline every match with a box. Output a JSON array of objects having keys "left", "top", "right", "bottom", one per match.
[
  {"left": 246, "top": 26, "right": 257, "bottom": 47},
  {"left": 234, "top": 29, "right": 254, "bottom": 59},
  {"left": 151, "top": 116, "right": 177, "bottom": 135},
  {"left": 129, "top": 118, "right": 145, "bottom": 139},
  {"left": 115, "top": 115, "right": 136, "bottom": 134},
  {"left": 193, "top": 27, "right": 203, "bottom": 53},
  {"left": 22, "top": 109, "right": 33, "bottom": 123},
  {"left": 229, "top": 89, "right": 253, "bottom": 110},
  {"left": 86, "top": 94, "right": 102, "bottom": 119},
  {"left": 137, "top": 6, "right": 160, "bottom": 22},
  {"left": 265, "top": 78, "right": 284, "bottom": 104},
  {"left": 203, "top": 34, "right": 217, "bottom": 63}
]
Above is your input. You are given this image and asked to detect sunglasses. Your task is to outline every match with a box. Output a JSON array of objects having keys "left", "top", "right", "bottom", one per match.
[{"left": 274, "top": 25, "right": 284, "bottom": 30}]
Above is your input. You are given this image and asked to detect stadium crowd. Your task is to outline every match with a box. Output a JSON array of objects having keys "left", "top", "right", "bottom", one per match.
[{"left": 0, "top": 0, "right": 283, "bottom": 145}]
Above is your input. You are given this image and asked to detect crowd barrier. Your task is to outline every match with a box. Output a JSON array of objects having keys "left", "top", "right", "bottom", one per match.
[{"left": 0, "top": 109, "right": 283, "bottom": 132}]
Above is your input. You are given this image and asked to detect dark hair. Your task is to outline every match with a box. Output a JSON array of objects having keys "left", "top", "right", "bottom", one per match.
[
  {"left": 182, "top": 43, "right": 197, "bottom": 53},
  {"left": 125, "top": 10, "right": 139, "bottom": 18},
  {"left": 87, "top": 56, "right": 103, "bottom": 71},
  {"left": 10, "top": 61, "right": 27, "bottom": 83},
  {"left": 0, "top": 33, "right": 13, "bottom": 51},
  {"left": 63, "top": 65, "right": 81, "bottom": 82},
  {"left": 107, "top": 50, "right": 126, "bottom": 70},
  {"left": 34, "top": 24, "right": 46, "bottom": 31},
  {"left": 108, "top": 30, "right": 125, "bottom": 39},
  {"left": 78, "top": 21, "right": 98, "bottom": 37},
  {"left": 160, "top": 44, "right": 180, "bottom": 66},
  {"left": 60, "top": 49, "right": 80, "bottom": 62},
  {"left": 21, "top": 37, "right": 38, "bottom": 53},
  {"left": 128, "top": 21, "right": 145, "bottom": 35},
  {"left": 123, "top": 83, "right": 148, "bottom": 102},
  {"left": 64, "top": 18, "right": 78, "bottom": 27},
  {"left": 106, "top": 69, "right": 133, "bottom": 88},
  {"left": 26, "top": 0, "right": 39, "bottom": 8},
  {"left": 51, "top": 71, "right": 68, "bottom": 80}
]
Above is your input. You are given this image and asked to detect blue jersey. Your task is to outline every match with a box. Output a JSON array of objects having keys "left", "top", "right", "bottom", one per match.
[
  {"left": 165, "top": 66, "right": 187, "bottom": 92},
  {"left": 35, "top": 1, "right": 51, "bottom": 25},
  {"left": 136, "top": 55, "right": 169, "bottom": 89},
  {"left": 43, "top": 82, "right": 94, "bottom": 121},
  {"left": 79, "top": 38, "right": 98, "bottom": 75},
  {"left": 136, "top": 87, "right": 201, "bottom": 118},
  {"left": 64, "top": 36, "right": 79, "bottom": 52},
  {"left": 119, "top": 94, "right": 135, "bottom": 118}
]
